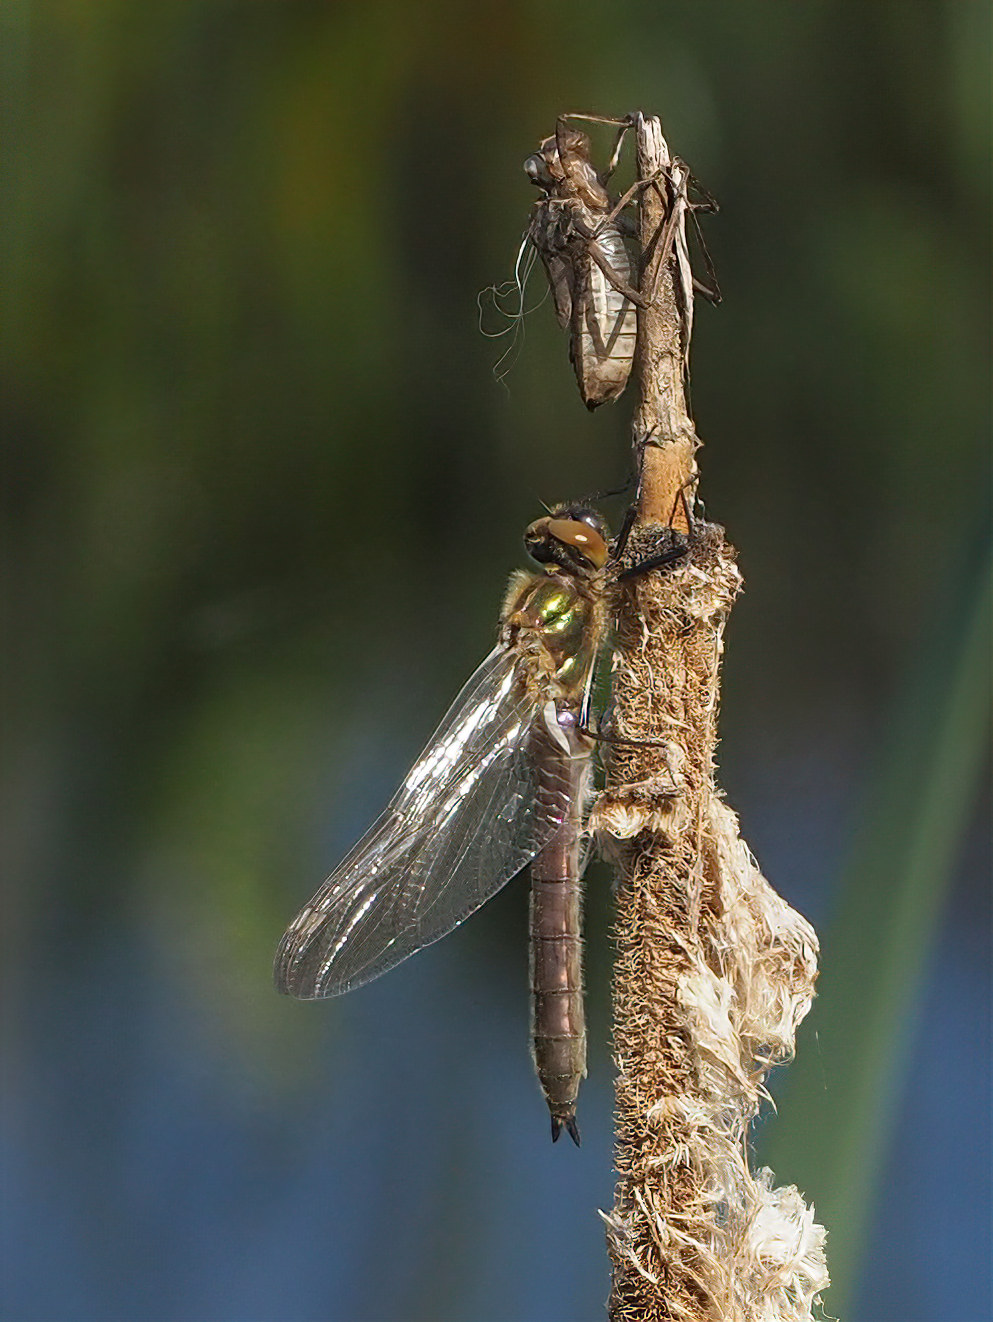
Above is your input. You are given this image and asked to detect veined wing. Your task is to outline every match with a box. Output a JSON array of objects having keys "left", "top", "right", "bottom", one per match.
[{"left": 275, "top": 644, "right": 560, "bottom": 999}]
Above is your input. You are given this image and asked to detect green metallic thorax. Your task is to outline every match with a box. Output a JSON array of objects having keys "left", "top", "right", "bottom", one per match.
[{"left": 502, "top": 571, "right": 603, "bottom": 701}]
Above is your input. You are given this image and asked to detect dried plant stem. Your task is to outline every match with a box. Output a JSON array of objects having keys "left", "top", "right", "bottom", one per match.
[
  {"left": 629, "top": 114, "right": 696, "bottom": 529},
  {"left": 593, "top": 115, "right": 829, "bottom": 1322}
]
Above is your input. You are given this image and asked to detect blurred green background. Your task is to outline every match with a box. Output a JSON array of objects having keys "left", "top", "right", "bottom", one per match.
[{"left": 3, "top": 3, "right": 989, "bottom": 1320}]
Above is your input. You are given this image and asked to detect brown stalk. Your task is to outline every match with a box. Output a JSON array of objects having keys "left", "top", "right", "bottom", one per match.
[{"left": 592, "top": 114, "right": 828, "bottom": 1322}]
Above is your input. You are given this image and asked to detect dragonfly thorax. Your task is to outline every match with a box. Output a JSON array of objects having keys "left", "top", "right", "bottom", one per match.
[{"left": 501, "top": 573, "right": 601, "bottom": 700}]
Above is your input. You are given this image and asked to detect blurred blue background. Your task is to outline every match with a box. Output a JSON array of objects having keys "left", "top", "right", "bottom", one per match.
[{"left": 2, "top": 3, "right": 989, "bottom": 1320}]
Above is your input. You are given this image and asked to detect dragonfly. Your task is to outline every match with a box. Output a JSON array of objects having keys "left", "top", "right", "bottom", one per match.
[
  {"left": 524, "top": 116, "right": 641, "bottom": 410},
  {"left": 275, "top": 505, "right": 615, "bottom": 1145}
]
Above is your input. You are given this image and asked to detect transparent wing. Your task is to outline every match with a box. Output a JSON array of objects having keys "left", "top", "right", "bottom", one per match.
[{"left": 275, "top": 645, "right": 559, "bottom": 999}]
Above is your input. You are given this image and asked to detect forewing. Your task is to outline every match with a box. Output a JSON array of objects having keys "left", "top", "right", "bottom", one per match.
[{"left": 275, "top": 645, "right": 557, "bottom": 999}]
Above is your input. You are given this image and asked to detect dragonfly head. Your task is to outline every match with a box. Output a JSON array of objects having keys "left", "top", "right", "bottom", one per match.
[
  {"left": 524, "top": 147, "right": 557, "bottom": 192},
  {"left": 524, "top": 129, "right": 588, "bottom": 187},
  {"left": 525, "top": 130, "right": 606, "bottom": 211},
  {"left": 525, "top": 505, "right": 610, "bottom": 576}
]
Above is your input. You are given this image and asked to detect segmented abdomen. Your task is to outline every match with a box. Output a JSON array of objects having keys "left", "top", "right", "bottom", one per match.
[
  {"left": 528, "top": 712, "right": 591, "bottom": 1144},
  {"left": 571, "top": 221, "right": 637, "bottom": 409}
]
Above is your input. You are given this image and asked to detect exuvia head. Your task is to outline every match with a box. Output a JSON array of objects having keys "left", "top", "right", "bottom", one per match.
[
  {"left": 523, "top": 130, "right": 590, "bottom": 191},
  {"left": 523, "top": 147, "right": 557, "bottom": 192},
  {"left": 524, "top": 505, "right": 610, "bottom": 575},
  {"left": 524, "top": 129, "right": 607, "bottom": 212}
]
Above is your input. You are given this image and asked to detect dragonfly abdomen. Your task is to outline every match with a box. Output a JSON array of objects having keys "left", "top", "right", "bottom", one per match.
[
  {"left": 530, "top": 877, "right": 585, "bottom": 1144},
  {"left": 528, "top": 717, "right": 589, "bottom": 1145},
  {"left": 571, "top": 221, "right": 638, "bottom": 409}
]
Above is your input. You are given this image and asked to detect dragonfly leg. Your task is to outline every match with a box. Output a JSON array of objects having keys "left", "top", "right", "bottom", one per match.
[
  {"left": 616, "top": 545, "right": 689, "bottom": 581},
  {"left": 637, "top": 174, "right": 689, "bottom": 307},
  {"left": 558, "top": 111, "right": 634, "bottom": 134},
  {"left": 612, "top": 497, "right": 639, "bottom": 563},
  {"left": 585, "top": 240, "right": 651, "bottom": 308},
  {"left": 577, "top": 720, "right": 671, "bottom": 752},
  {"left": 602, "top": 172, "right": 664, "bottom": 230},
  {"left": 611, "top": 440, "right": 702, "bottom": 571},
  {"left": 610, "top": 429, "right": 660, "bottom": 562},
  {"left": 600, "top": 121, "right": 631, "bottom": 183},
  {"left": 693, "top": 273, "right": 722, "bottom": 304},
  {"left": 640, "top": 164, "right": 723, "bottom": 307},
  {"left": 631, "top": 160, "right": 723, "bottom": 308},
  {"left": 559, "top": 111, "right": 634, "bottom": 128},
  {"left": 616, "top": 480, "right": 697, "bottom": 578},
  {"left": 558, "top": 110, "right": 637, "bottom": 186},
  {"left": 582, "top": 187, "right": 688, "bottom": 314},
  {"left": 554, "top": 471, "right": 636, "bottom": 511},
  {"left": 688, "top": 205, "right": 722, "bottom": 305}
]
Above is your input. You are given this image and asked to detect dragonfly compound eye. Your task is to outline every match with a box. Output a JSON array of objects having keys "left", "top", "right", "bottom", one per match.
[
  {"left": 524, "top": 153, "right": 555, "bottom": 189},
  {"left": 546, "top": 518, "right": 609, "bottom": 568}
]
